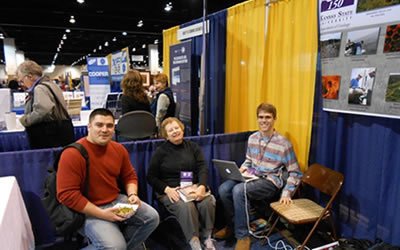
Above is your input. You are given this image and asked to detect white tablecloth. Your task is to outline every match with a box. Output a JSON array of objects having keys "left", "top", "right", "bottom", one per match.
[{"left": 0, "top": 176, "right": 35, "bottom": 250}]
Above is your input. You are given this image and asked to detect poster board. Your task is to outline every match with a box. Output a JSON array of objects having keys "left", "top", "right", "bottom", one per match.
[
  {"left": 319, "top": 0, "right": 400, "bottom": 118},
  {"left": 87, "top": 57, "right": 111, "bottom": 109}
]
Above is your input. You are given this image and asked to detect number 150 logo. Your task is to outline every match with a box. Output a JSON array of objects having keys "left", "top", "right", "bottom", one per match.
[{"left": 321, "top": 0, "right": 354, "bottom": 12}]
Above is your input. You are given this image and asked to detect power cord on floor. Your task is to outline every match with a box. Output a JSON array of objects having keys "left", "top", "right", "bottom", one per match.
[{"left": 243, "top": 181, "right": 310, "bottom": 250}]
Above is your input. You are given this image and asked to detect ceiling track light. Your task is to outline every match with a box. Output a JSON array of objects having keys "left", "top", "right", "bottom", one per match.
[
  {"left": 66, "top": 29, "right": 71, "bottom": 33},
  {"left": 69, "top": 15, "right": 76, "bottom": 24},
  {"left": 122, "top": 32, "right": 127, "bottom": 36},
  {"left": 137, "top": 20, "right": 143, "bottom": 27},
  {"left": 165, "top": 2, "right": 172, "bottom": 11},
  {"left": 77, "top": 0, "right": 85, "bottom": 4},
  {"left": 104, "top": 41, "right": 109, "bottom": 46},
  {"left": 112, "top": 37, "right": 117, "bottom": 42}
]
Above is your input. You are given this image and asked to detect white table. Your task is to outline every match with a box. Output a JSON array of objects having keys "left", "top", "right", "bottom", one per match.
[{"left": 0, "top": 176, "right": 35, "bottom": 250}]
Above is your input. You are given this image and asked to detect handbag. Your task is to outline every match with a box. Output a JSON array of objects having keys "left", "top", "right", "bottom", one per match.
[
  {"left": 41, "top": 143, "right": 89, "bottom": 235},
  {"left": 25, "top": 83, "right": 75, "bottom": 149}
]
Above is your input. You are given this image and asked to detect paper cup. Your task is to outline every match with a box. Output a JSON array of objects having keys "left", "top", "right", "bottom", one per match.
[{"left": 5, "top": 112, "right": 17, "bottom": 130}]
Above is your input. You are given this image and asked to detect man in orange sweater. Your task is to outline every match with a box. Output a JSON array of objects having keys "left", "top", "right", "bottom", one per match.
[{"left": 57, "top": 108, "right": 159, "bottom": 249}]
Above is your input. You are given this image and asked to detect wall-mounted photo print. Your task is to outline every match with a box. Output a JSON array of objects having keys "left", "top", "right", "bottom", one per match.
[
  {"left": 386, "top": 73, "right": 400, "bottom": 102},
  {"left": 345, "top": 27, "right": 380, "bottom": 56},
  {"left": 384, "top": 24, "right": 400, "bottom": 53},
  {"left": 357, "top": 0, "right": 400, "bottom": 13},
  {"left": 321, "top": 32, "right": 342, "bottom": 59},
  {"left": 322, "top": 75, "right": 341, "bottom": 99},
  {"left": 348, "top": 67, "right": 376, "bottom": 106}
]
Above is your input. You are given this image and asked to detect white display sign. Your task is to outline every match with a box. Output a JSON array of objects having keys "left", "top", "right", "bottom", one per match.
[{"left": 177, "top": 20, "right": 209, "bottom": 40}]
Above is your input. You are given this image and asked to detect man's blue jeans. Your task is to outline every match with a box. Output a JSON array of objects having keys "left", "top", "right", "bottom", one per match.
[
  {"left": 218, "top": 179, "right": 278, "bottom": 239},
  {"left": 81, "top": 194, "right": 159, "bottom": 250}
]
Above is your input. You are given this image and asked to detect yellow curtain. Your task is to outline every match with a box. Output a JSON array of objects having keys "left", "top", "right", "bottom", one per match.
[
  {"left": 162, "top": 26, "right": 180, "bottom": 80},
  {"left": 261, "top": 0, "right": 318, "bottom": 171},
  {"left": 225, "top": 0, "right": 266, "bottom": 133}
]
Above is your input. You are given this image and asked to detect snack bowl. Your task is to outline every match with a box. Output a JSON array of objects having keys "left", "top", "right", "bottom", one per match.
[{"left": 113, "top": 203, "right": 139, "bottom": 218}]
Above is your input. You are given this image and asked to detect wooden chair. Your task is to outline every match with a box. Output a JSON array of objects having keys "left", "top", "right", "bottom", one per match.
[{"left": 262, "top": 163, "right": 344, "bottom": 250}]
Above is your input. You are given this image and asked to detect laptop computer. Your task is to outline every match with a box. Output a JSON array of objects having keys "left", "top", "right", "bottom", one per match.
[{"left": 212, "top": 159, "right": 258, "bottom": 182}]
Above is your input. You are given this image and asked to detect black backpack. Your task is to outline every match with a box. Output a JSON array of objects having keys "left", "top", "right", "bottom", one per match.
[{"left": 41, "top": 143, "right": 89, "bottom": 235}]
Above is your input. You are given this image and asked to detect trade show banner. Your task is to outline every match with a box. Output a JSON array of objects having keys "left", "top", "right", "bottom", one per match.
[
  {"left": 319, "top": 0, "right": 400, "bottom": 118},
  {"left": 110, "top": 47, "right": 129, "bottom": 92},
  {"left": 169, "top": 40, "right": 194, "bottom": 135},
  {"left": 87, "top": 57, "right": 110, "bottom": 109}
]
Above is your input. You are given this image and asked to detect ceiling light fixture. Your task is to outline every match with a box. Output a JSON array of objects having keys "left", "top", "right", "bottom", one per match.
[
  {"left": 137, "top": 20, "right": 143, "bottom": 27},
  {"left": 142, "top": 44, "right": 146, "bottom": 49},
  {"left": 132, "top": 47, "right": 136, "bottom": 52},
  {"left": 69, "top": 16, "right": 76, "bottom": 24},
  {"left": 62, "top": 34, "right": 67, "bottom": 40},
  {"left": 66, "top": 29, "right": 71, "bottom": 33},
  {"left": 122, "top": 32, "right": 127, "bottom": 36},
  {"left": 77, "top": 0, "right": 85, "bottom": 4},
  {"left": 98, "top": 45, "right": 102, "bottom": 50},
  {"left": 154, "top": 39, "right": 159, "bottom": 44},
  {"left": 93, "top": 49, "right": 96, "bottom": 53},
  {"left": 60, "top": 40, "right": 64, "bottom": 45},
  {"left": 104, "top": 41, "right": 109, "bottom": 46},
  {"left": 112, "top": 37, "right": 117, "bottom": 42},
  {"left": 0, "top": 33, "right": 5, "bottom": 39},
  {"left": 164, "top": 2, "right": 172, "bottom": 11}
]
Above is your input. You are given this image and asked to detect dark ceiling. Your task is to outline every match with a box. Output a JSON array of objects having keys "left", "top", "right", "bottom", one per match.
[{"left": 0, "top": 0, "right": 246, "bottom": 66}]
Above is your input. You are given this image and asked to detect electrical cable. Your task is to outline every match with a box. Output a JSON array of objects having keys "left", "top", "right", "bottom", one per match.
[{"left": 243, "top": 180, "right": 309, "bottom": 250}]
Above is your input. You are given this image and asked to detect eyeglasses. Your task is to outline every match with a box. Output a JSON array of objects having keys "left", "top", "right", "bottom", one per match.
[{"left": 17, "top": 75, "right": 28, "bottom": 84}]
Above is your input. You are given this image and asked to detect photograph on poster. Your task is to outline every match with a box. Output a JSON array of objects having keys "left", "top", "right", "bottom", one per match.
[
  {"left": 357, "top": 0, "right": 400, "bottom": 13},
  {"left": 348, "top": 67, "right": 376, "bottom": 106},
  {"left": 321, "top": 32, "right": 342, "bottom": 58},
  {"left": 345, "top": 27, "right": 380, "bottom": 56},
  {"left": 385, "top": 73, "right": 400, "bottom": 102},
  {"left": 322, "top": 75, "right": 341, "bottom": 99},
  {"left": 384, "top": 24, "right": 400, "bottom": 53}
]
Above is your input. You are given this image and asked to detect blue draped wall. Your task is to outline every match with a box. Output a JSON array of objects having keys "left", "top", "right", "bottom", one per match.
[
  {"left": 0, "top": 132, "right": 251, "bottom": 245},
  {"left": 180, "top": 9, "right": 227, "bottom": 135},
  {"left": 309, "top": 54, "right": 400, "bottom": 244}
]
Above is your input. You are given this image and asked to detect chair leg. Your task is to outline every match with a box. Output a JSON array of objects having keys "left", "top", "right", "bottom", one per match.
[
  {"left": 327, "top": 209, "right": 338, "bottom": 240},
  {"left": 261, "top": 215, "right": 279, "bottom": 246},
  {"left": 299, "top": 217, "right": 325, "bottom": 250}
]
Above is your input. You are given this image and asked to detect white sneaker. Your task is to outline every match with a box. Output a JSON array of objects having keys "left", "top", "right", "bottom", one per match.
[{"left": 203, "top": 238, "right": 216, "bottom": 250}]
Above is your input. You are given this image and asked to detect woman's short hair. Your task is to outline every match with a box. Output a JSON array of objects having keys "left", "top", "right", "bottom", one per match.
[
  {"left": 160, "top": 117, "right": 184, "bottom": 139},
  {"left": 154, "top": 73, "right": 169, "bottom": 87},
  {"left": 17, "top": 60, "right": 43, "bottom": 77},
  {"left": 256, "top": 103, "right": 277, "bottom": 119},
  {"left": 120, "top": 70, "right": 147, "bottom": 103}
]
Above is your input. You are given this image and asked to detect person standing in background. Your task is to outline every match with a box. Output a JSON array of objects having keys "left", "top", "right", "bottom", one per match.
[
  {"left": 120, "top": 69, "right": 151, "bottom": 115},
  {"left": 16, "top": 60, "right": 74, "bottom": 149},
  {"left": 150, "top": 73, "right": 176, "bottom": 130}
]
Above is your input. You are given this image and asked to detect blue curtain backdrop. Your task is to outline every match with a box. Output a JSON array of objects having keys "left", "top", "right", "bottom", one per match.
[
  {"left": 180, "top": 9, "right": 227, "bottom": 135},
  {"left": 0, "top": 132, "right": 251, "bottom": 245},
  {"left": 309, "top": 53, "right": 400, "bottom": 244}
]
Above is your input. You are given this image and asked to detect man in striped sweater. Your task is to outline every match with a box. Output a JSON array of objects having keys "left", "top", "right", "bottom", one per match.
[{"left": 215, "top": 103, "right": 303, "bottom": 250}]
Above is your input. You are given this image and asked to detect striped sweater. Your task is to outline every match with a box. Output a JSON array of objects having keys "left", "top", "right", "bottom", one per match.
[{"left": 242, "top": 130, "right": 303, "bottom": 198}]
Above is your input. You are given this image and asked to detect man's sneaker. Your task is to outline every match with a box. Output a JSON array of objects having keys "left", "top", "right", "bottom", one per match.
[
  {"left": 213, "top": 226, "right": 233, "bottom": 240},
  {"left": 235, "top": 236, "right": 251, "bottom": 250},
  {"left": 203, "top": 237, "right": 216, "bottom": 250}
]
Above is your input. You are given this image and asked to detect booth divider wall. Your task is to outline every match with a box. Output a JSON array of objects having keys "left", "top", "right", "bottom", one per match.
[{"left": 0, "top": 131, "right": 252, "bottom": 245}]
